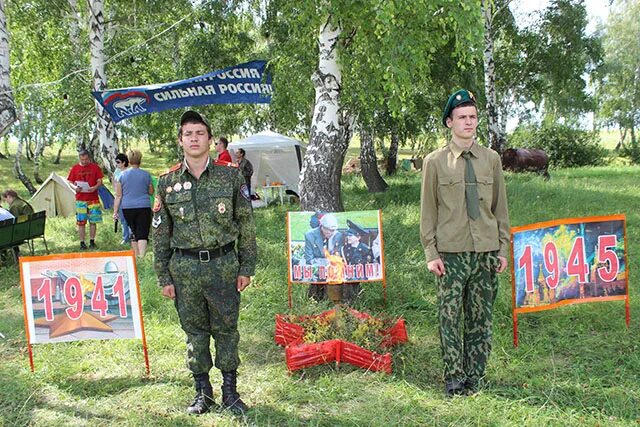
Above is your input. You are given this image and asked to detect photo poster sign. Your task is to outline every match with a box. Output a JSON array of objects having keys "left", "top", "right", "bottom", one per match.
[
  {"left": 19, "top": 251, "right": 150, "bottom": 373},
  {"left": 286, "top": 210, "right": 386, "bottom": 305},
  {"left": 510, "top": 214, "right": 630, "bottom": 346}
]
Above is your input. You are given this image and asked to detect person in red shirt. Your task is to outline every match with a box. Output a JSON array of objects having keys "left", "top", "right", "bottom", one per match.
[
  {"left": 67, "top": 150, "right": 104, "bottom": 250},
  {"left": 216, "top": 136, "right": 232, "bottom": 163}
]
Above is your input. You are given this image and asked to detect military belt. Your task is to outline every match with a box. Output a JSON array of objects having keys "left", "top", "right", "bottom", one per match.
[{"left": 174, "top": 242, "right": 235, "bottom": 263}]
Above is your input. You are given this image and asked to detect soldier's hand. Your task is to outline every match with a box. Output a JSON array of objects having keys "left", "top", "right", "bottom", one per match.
[
  {"left": 427, "top": 258, "right": 446, "bottom": 277},
  {"left": 162, "top": 284, "right": 176, "bottom": 299},
  {"left": 496, "top": 256, "right": 508, "bottom": 273},
  {"left": 237, "top": 275, "right": 251, "bottom": 292}
]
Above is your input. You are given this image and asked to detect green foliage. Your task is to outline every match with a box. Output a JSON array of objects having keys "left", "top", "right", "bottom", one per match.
[
  {"left": 619, "top": 144, "right": 640, "bottom": 165},
  {"left": 509, "top": 123, "right": 606, "bottom": 168},
  {"left": 597, "top": 0, "right": 640, "bottom": 145},
  {"left": 492, "top": 0, "right": 602, "bottom": 126},
  {"left": 287, "top": 306, "right": 392, "bottom": 351},
  {"left": 262, "top": 0, "right": 483, "bottom": 143}
]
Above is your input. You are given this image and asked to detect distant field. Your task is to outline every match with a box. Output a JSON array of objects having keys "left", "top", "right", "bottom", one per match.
[{"left": 0, "top": 129, "right": 623, "bottom": 200}]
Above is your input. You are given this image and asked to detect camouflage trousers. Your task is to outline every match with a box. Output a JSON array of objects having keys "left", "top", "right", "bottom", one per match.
[
  {"left": 169, "top": 250, "right": 241, "bottom": 375},
  {"left": 437, "top": 251, "right": 499, "bottom": 383}
]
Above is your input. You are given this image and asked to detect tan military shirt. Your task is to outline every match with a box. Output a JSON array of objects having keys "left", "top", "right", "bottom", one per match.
[{"left": 420, "top": 141, "right": 510, "bottom": 262}]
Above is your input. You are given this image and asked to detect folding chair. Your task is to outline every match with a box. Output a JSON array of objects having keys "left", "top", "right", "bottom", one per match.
[{"left": 27, "top": 211, "right": 48, "bottom": 255}]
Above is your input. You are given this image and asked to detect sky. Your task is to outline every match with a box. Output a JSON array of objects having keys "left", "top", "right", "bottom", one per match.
[{"left": 510, "top": 0, "right": 610, "bottom": 34}]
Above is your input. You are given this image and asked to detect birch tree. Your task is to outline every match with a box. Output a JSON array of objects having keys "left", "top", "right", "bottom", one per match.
[
  {"left": 482, "top": 0, "right": 506, "bottom": 153},
  {"left": 360, "top": 127, "right": 387, "bottom": 192},
  {"left": 599, "top": 0, "right": 640, "bottom": 149},
  {"left": 0, "top": 0, "right": 16, "bottom": 137},
  {"left": 1, "top": 0, "right": 35, "bottom": 193},
  {"left": 264, "top": 0, "right": 483, "bottom": 207},
  {"left": 89, "top": 0, "right": 117, "bottom": 177},
  {"left": 299, "top": 16, "right": 352, "bottom": 211}
]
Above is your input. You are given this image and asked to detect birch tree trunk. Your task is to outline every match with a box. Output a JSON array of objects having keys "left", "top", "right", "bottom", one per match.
[
  {"left": 385, "top": 131, "right": 399, "bottom": 175},
  {"left": 0, "top": 0, "right": 17, "bottom": 137},
  {"left": 33, "top": 130, "right": 46, "bottom": 184},
  {"left": 68, "top": 0, "right": 86, "bottom": 154},
  {"left": 482, "top": 0, "right": 505, "bottom": 153},
  {"left": 360, "top": 128, "right": 388, "bottom": 192},
  {"left": 299, "top": 16, "right": 351, "bottom": 212},
  {"left": 14, "top": 137, "right": 37, "bottom": 195},
  {"left": 89, "top": 0, "right": 117, "bottom": 179}
]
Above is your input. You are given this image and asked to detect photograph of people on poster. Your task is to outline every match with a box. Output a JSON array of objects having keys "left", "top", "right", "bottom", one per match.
[{"left": 287, "top": 210, "right": 384, "bottom": 284}]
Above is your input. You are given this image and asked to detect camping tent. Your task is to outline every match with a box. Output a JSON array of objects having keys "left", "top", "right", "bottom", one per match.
[
  {"left": 228, "top": 131, "right": 306, "bottom": 194},
  {"left": 29, "top": 172, "right": 76, "bottom": 218}
]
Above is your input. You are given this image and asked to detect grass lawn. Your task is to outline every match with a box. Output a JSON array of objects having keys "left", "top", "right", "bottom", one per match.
[{"left": 1, "top": 140, "right": 640, "bottom": 426}]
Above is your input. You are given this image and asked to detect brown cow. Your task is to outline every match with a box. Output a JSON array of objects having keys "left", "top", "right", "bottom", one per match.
[{"left": 501, "top": 148, "right": 550, "bottom": 178}]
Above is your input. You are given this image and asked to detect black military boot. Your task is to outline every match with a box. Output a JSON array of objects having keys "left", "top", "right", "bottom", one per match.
[
  {"left": 187, "top": 373, "right": 215, "bottom": 415},
  {"left": 445, "top": 378, "right": 465, "bottom": 397},
  {"left": 221, "top": 370, "right": 249, "bottom": 415}
]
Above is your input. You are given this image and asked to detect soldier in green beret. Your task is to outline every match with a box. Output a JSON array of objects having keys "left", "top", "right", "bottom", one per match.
[
  {"left": 153, "top": 110, "right": 257, "bottom": 415},
  {"left": 420, "top": 89, "right": 510, "bottom": 396}
]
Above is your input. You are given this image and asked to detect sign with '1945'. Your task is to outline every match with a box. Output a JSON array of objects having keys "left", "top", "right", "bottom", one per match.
[{"left": 511, "top": 214, "right": 628, "bottom": 313}]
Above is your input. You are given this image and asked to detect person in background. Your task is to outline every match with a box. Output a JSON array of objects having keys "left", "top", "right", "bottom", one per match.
[
  {"left": 2, "top": 189, "right": 34, "bottom": 220},
  {"left": 420, "top": 89, "right": 510, "bottom": 396},
  {"left": 113, "top": 153, "right": 131, "bottom": 244},
  {"left": 113, "top": 150, "right": 154, "bottom": 258},
  {"left": 216, "top": 136, "right": 232, "bottom": 163},
  {"left": 235, "top": 148, "right": 254, "bottom": 197},
  {"left": 304, "top": 213, "right": 343, "bottom": 300},
  {"left": 0, "top": 207, "right": 15, "bottom": 265},
  {"left": 67, "top": 150, "right": 103, "bottom": 250}
]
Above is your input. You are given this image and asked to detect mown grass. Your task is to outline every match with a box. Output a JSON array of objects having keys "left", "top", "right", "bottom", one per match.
[{"left": 1, "top": 142, "right": 640, "bottom": 426}]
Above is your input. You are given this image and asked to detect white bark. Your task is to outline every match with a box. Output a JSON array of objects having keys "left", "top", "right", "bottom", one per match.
[
  {"left": 482, "top": 0, "right": 505, "bottom": 153},
  {"left": 14, "top": 133, "right": 37, "bottom": 194},
  {"left": 0, "top": 0, "right": 16, "bottom": 137},
  {"left": 89, "top": 0, "right": 117, "bottom": 177},
  {"left": 299, "top": 16, "right": 351, "bottom": 211}
]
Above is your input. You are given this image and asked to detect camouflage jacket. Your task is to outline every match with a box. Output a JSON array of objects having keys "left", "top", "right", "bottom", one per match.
[{"left": 152, "top": 158, "right": 257, "bottom": 286}]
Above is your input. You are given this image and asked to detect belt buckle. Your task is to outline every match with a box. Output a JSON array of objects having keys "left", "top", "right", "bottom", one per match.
[{"left": 198, "top": 250, "right": 210, "bottom": 262}]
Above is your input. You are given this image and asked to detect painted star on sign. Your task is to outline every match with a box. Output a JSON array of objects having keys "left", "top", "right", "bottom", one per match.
[{"left": 34, "top": 312, "right": 118, "bottom": 339}]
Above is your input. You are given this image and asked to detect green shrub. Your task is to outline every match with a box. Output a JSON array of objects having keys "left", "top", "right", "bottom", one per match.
[
  {"left": 619, "top": 144, "right": 640, "bottom": 164},
  {"left": 508, "top": 123, "right": 606, "bottom": 168}
]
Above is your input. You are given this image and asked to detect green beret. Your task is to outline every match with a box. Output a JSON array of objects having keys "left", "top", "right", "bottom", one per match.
[{"left": 442, "top": 89, "right": 477, "bottom": 127}]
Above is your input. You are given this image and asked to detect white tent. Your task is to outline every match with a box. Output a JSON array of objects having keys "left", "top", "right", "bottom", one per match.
[
  {"left": 228, "top": 131, "right": 306, "bottom": 194},
  {"left": 29, "top": 172, "right": 76, "bottom": 217}
]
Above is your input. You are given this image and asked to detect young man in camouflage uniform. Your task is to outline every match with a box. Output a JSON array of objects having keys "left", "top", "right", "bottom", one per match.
[
  {"left": 420, "top": 89, "right": 510, "bottom": 396},
  {"left": 153, "top": 110, "right": 257, "bottom": 415}
]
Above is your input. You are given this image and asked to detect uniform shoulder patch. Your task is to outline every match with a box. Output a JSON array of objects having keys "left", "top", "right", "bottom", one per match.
[
  {"left": 160, "top": 162, "right": 182, "bottom": 176},
  {"left": 152, "top": 195, "right": 162, "bottom": 212},
  {"left": 214, "top": 159, "right": 238, "bottom": 168}
]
